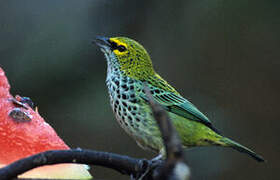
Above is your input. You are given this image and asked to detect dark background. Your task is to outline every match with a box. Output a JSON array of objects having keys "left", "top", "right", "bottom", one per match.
[{"left": 0, "top": 0, "right": 279, "bottom": 179}]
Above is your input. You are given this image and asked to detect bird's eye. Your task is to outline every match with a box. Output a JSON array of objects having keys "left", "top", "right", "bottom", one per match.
[{"left": 117, "top": 45, "right": 126, "bottom": 52}]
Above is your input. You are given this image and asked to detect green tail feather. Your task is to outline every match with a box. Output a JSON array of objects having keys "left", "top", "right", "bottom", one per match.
[{"left": 221, "top": 137, "right": 265, "bottom": 162}]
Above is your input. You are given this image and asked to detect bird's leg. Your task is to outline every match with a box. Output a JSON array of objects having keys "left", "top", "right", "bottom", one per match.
[
  {"left": 131, "top": 161, "right": 151, "bottom": 180},
  {"left": 151, "top": 153, "right": 163, "bottom": 162},
  {"left": 134, "top": 162, "right": 152, "bottom": 180},
  {"left": 133, "top": 149, "right": 165, "bottom": 179},
  {"left": 150, "top": 154, "right": 164, "bottom": 170},
  {"left": 151, "top": 148, "right": 165, "bottom": 163}
]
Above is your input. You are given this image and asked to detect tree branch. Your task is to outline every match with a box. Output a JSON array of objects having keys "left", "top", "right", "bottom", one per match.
[
  {"left": 0, "top": 149, "right": 150, "bottom": 180},
  {"left": 144, "top": 83, "right": 190, "bottom": 180}
]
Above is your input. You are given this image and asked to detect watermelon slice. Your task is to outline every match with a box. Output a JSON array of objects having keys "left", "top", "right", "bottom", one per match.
[{"left": 0, "top": 67, "right": 92, "bottom": 179}]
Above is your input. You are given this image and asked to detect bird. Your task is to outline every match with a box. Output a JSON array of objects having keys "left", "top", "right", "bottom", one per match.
[{"left": 95, "top": 36, "right": 264, "bottom": 162}]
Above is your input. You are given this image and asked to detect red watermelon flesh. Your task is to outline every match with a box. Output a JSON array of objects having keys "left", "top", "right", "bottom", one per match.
[{"left": 0, "top": 67, "right": 92, "bottom": 179}]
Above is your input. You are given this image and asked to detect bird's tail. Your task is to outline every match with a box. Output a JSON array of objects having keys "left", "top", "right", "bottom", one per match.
[{"left": 220, "top": 137, "right": 265, "bottom": 162}]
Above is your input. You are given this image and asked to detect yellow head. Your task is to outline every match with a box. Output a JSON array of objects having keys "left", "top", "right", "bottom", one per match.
[{"left": 95, "top": 36, "right": 155, "bottom": 80}]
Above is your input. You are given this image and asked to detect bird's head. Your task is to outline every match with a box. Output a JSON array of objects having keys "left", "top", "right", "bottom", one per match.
[{"left": 95, "top": 36, "right": 154, "bottom": 80}]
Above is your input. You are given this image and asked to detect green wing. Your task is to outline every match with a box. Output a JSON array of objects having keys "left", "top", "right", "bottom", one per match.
[
  {"left": 140, "top": 74, "right": 217, "bottom": 131},
  {"left": 141, "top": 87, "right": 211, "bottom": 124}
]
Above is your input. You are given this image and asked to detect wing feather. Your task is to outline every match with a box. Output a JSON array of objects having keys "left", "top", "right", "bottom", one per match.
[{"left": 140, "top": 75, "right": 219, "bottom": 132}]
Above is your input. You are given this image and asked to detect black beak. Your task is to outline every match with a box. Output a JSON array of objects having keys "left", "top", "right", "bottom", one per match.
[{"left": 93, "top": 36, "right": 111, "bottom": 48}]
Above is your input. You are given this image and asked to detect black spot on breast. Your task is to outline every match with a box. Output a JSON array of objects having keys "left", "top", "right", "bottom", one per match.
[
  {"left": 125, "top": 122, "right": 129, "bottom": 126},
  {"left": 130, "top": 99, "right": 137, "bottom": 103},
  {"left": 116, "top": 100, "right": 119, "bottom": 105},
  {"left": 130, "top": 94, "right": 135, "bottom": 98},
  {"left": 122, "top": 78, "right": 127, "bottom": 83},
  {"left": 133, "top": 106, "right": 137, "bottom": 111},
  {"left": 122, "top": 102, "right": 128, "bottom": 107},
  {"left": 136, "top": 118, "right": 140, "bottom": 122},
  {"left": 129, "top": 86, "right": 134, "bottom": 90},
  {"left": 128, "top": 116, "right": 132, "bottom": 121},
  {"left": 132, "top": 112, "right": 136, "bottom": 116},
  {"left": 122, "top": 94, "right": 127, "bottom": 100},
  {"left": 121, "top": 84, "right": 128, "bottom": 91},
  {"left": 115, "top": 80, "right": 119, "bottom": 87}
]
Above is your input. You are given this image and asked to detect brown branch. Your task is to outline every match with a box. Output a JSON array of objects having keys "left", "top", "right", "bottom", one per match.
[
  {"left": 0, "top": 149, "right": 150, "bottom": 180},
  {"left": 144, "top": 83, "right": 190, "bottom": 180}
]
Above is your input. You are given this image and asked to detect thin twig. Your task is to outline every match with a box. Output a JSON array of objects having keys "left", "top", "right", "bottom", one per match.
[
  {"left": 143, "top": 84, "right": 183, "bottom": 160},
  {"left": 143, "top": 83, "right": 190, "bottom": 180}
]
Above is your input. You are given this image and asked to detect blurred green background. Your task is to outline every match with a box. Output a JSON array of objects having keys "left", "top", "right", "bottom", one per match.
[{"left": 0, "top": 0, "right": 279, "bottom": 179}]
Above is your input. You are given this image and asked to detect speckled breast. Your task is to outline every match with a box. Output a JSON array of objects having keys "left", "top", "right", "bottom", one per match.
[
  {"left": 106, "top": 73, "right": 144, "bottom": 133},
  {"left": 106, "top": 71, "right": 163, "bottom": 152}
]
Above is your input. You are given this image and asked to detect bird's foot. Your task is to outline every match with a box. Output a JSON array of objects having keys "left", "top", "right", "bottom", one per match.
[
  {"left": 130, "top": 160, "right": 150, "bottom": 180},
  {"left": 131, "top": 158, "right": 164, "bottom": 180},
  {"left": 151, "top": 153, "right": 163, "bottom": 164}
]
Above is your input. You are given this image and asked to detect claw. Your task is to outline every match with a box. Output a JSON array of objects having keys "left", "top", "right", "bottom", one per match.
[{"left": 151, "top": 154, "right": 163, "bottom": 162}]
